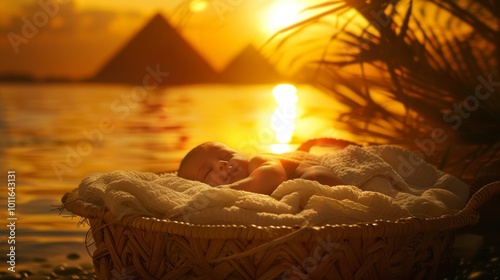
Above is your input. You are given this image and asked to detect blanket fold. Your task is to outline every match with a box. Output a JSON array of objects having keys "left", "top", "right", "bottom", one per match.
[{"left": 74, "top": 145, "right": 469, "bottom": 226}]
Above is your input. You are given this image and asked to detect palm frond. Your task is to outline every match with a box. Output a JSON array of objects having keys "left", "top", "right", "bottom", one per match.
[{"left": 270, "top": 0, "right": 499, "bottom": 176}]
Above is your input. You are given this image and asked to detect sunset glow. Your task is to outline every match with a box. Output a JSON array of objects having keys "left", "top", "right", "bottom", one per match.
[
  {"left": 270, "top": 143, "right": 292, "bottom": 154},
  {"left": 265, "top": 1, "right": 303, "bottom": 34},
  {"left": 189, "top": 0, "right": 208, "bottom": 13}
]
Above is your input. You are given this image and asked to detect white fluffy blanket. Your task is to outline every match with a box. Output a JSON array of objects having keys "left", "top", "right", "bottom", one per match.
[{"left": 76, "top": 145, "right": 469, "bottom": 226}]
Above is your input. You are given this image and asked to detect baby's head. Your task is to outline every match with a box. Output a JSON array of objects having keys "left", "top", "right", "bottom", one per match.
[{"left": 178, "top": 142, "right": 250, "bottom": 186}]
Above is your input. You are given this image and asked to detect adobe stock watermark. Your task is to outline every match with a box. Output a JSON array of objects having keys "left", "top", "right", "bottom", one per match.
[
  {"left": 52, "top": 64, "right": 169, "bottom": 182},
  {"left": 341, "top": 0, "right": 398, "bottom": 62},
  {"left": 179, "top": 192, "right": 215, "bottom": 223},
  {"left": 282, "top": 235, "right": 340, "bottom": 279},
  {"left": 397, "top": 73, "right": 499, "bottom": 177},
  {"left": 7, "top": 0, "right": 71, "bottom": 54},
  {"left": 212, "top": 0, "right": 267, "bottom": 21},
  {"left": 212, "top": 0, "right": 244, "bottom": 21}
]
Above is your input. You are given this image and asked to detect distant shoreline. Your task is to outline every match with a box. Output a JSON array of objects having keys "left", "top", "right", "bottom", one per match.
[{"left": 0, "top": 74, "right": 82, "bottom": 84}]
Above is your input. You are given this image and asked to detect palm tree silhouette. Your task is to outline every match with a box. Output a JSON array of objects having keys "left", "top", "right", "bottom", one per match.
[{"left": 271, "top": 0, "right": 499, "bottom": 179}]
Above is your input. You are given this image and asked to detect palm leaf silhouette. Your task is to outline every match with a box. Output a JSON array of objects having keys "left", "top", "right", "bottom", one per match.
[{"left": 269, "top": 0, "right": 499, "bottom": 177}]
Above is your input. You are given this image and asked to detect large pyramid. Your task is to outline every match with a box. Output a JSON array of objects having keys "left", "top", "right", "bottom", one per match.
[
  {"left": 92, "top": 14, "right": 217, "bottom": 85},
  {"left": 220, "top": 45, "right": 285, "bottom": 84}
]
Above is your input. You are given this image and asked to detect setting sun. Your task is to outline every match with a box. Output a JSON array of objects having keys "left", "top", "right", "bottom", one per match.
[{"left": 265, "top": 1, "right": 303, "bottom": 34}]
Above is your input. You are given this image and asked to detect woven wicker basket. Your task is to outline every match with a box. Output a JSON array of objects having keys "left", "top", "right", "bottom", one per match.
[
  {"left": 62, "top": 139, "right": 500, "bottom": 279},
  {"left": 63, "top": 181, "right": 499, "bottom": 280}
]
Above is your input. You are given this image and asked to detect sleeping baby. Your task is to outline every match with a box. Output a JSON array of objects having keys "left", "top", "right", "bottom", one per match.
[{"left": 178, "top": 142, "right": 341, "bottom": 195}]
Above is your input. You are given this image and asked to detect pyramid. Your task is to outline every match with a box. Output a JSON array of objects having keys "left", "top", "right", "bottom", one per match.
[
  {"left": 92, "top": 14, "right": 217, "bottom": 85},
  {"left": 220, "top": 45, "right": 285, "bottom": 84}
]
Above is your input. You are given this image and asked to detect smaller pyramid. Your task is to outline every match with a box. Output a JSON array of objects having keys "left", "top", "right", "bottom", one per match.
[
  {"left": 219, "top": 45, "right": 285, "bottom": 84},
  {"left": 92, "top": 14, "right": 217, "bottom": 85}
]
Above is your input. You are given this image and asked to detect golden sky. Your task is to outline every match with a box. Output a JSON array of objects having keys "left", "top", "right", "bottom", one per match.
[{"left": 0, "top": 0, "right": 318, "bottom": 79}]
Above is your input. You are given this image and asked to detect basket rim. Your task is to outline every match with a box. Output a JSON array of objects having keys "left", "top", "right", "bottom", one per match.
[{"left": 62, "top": 181, "right": 500, "bottom": 241}]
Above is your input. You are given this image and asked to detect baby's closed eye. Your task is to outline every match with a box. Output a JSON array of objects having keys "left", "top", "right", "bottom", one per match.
[{"left": 221, "top": 152, "right": 232, "bottom": 161}]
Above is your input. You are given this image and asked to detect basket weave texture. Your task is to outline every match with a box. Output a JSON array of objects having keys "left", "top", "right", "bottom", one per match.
[{"left": 62, "top": 180, "right": 500, "bottom": 280}]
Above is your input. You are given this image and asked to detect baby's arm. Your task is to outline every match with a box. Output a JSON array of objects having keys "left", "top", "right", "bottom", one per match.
[
  {"left": 224, "top": 156, "right": 287, "bottom": 195},
  {"left": 300, "top": 165, "right": 341, "bottom": 186}
]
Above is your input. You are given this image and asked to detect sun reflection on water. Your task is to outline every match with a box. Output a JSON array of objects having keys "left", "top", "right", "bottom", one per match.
[{"left": 270, "top": 84, "right": 298, "bottom": 153}]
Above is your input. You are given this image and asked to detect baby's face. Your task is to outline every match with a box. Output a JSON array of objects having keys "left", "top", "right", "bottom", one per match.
[{"left": 181, "top": 143, "right": 250, "bottom": 186}]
